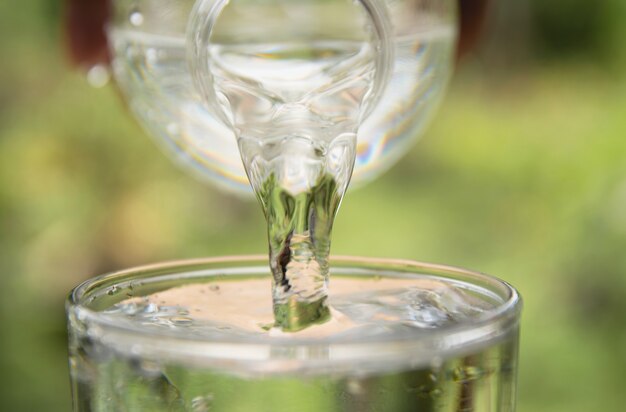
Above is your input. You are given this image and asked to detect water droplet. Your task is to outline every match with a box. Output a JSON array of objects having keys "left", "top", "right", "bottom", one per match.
[
  {"left": 87, "top": 64, "right": 110, "bottom": 88},
  {"left": 129, "top": 9, "right": 144, "bottom": 27},
  {"left": 107, "top": 285, "right": 119, "bottom": 296}
]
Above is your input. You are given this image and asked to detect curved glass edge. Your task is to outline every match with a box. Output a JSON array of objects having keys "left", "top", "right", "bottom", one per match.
[{"left": 67, "top": 255, "right": 522, "bottom": 372}]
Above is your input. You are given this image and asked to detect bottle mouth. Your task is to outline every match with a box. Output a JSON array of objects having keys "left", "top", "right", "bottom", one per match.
[{"left": 187, "top": 0, "right": 394, "bottom": 128}]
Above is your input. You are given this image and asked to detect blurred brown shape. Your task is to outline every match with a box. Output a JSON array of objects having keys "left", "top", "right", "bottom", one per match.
[
  {"left": 64, "top": 0, "right": 489, "bottom": 67},
  {"left": 457, "top": 0, "right": 490, "bottom": 59},
  {"left": 65, "top": 0, "right": 111, "bottom": 67}
]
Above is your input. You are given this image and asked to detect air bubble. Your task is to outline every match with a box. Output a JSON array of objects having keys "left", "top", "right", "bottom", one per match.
[
  {"left": 191, "top": 394, "right": 214, "bottom": 412},
  {"left": 87, "top": 65, "right": 110, "bottom": 88},
  {"left": 129, "top": 9, "right": 144, "bottom": 27}
]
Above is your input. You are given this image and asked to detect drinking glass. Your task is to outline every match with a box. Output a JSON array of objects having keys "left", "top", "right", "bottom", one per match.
[{"left": 67, "top": 256, "right": 521, "bottom": 411}]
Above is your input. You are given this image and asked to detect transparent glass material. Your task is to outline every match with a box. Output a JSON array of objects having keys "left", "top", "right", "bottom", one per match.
[
  {"left": 67, "top": 256, "right": 521, "bottom": 411},
  {"left": 108, "top": 0, "right": 456, "bottom": 193}
]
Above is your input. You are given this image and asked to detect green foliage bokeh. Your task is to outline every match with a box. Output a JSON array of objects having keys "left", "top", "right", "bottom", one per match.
[{"left": 0, "top": 1, "right": 625, "bottom": 411}]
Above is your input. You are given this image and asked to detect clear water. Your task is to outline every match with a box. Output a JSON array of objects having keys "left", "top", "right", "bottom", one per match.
[
  {"left": 109, "top": 22, "right": 455, "bottom": 192},
  {"left": 68, "top": 273, "right": 519, "bottom": 411},
  {"left": 109, "top": 12, "right": 454, "bottom": 329},
  {"left": 204, "top": 36, "right": 379, "bottom": 329}
]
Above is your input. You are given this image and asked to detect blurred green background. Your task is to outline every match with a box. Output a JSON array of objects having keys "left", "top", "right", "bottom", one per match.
[{"left": 1, "top": 1, "right": 626, "bottom": 411}]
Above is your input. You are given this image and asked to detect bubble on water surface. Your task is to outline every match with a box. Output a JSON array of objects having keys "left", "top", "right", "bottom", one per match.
[{"left": 404, "top": 285, "right": 487, "bottom": 328}]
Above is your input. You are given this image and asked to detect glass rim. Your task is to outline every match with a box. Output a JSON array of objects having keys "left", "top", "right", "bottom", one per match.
[{"left": 67, "top": 255, "right": 522, "bottom": 371}]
